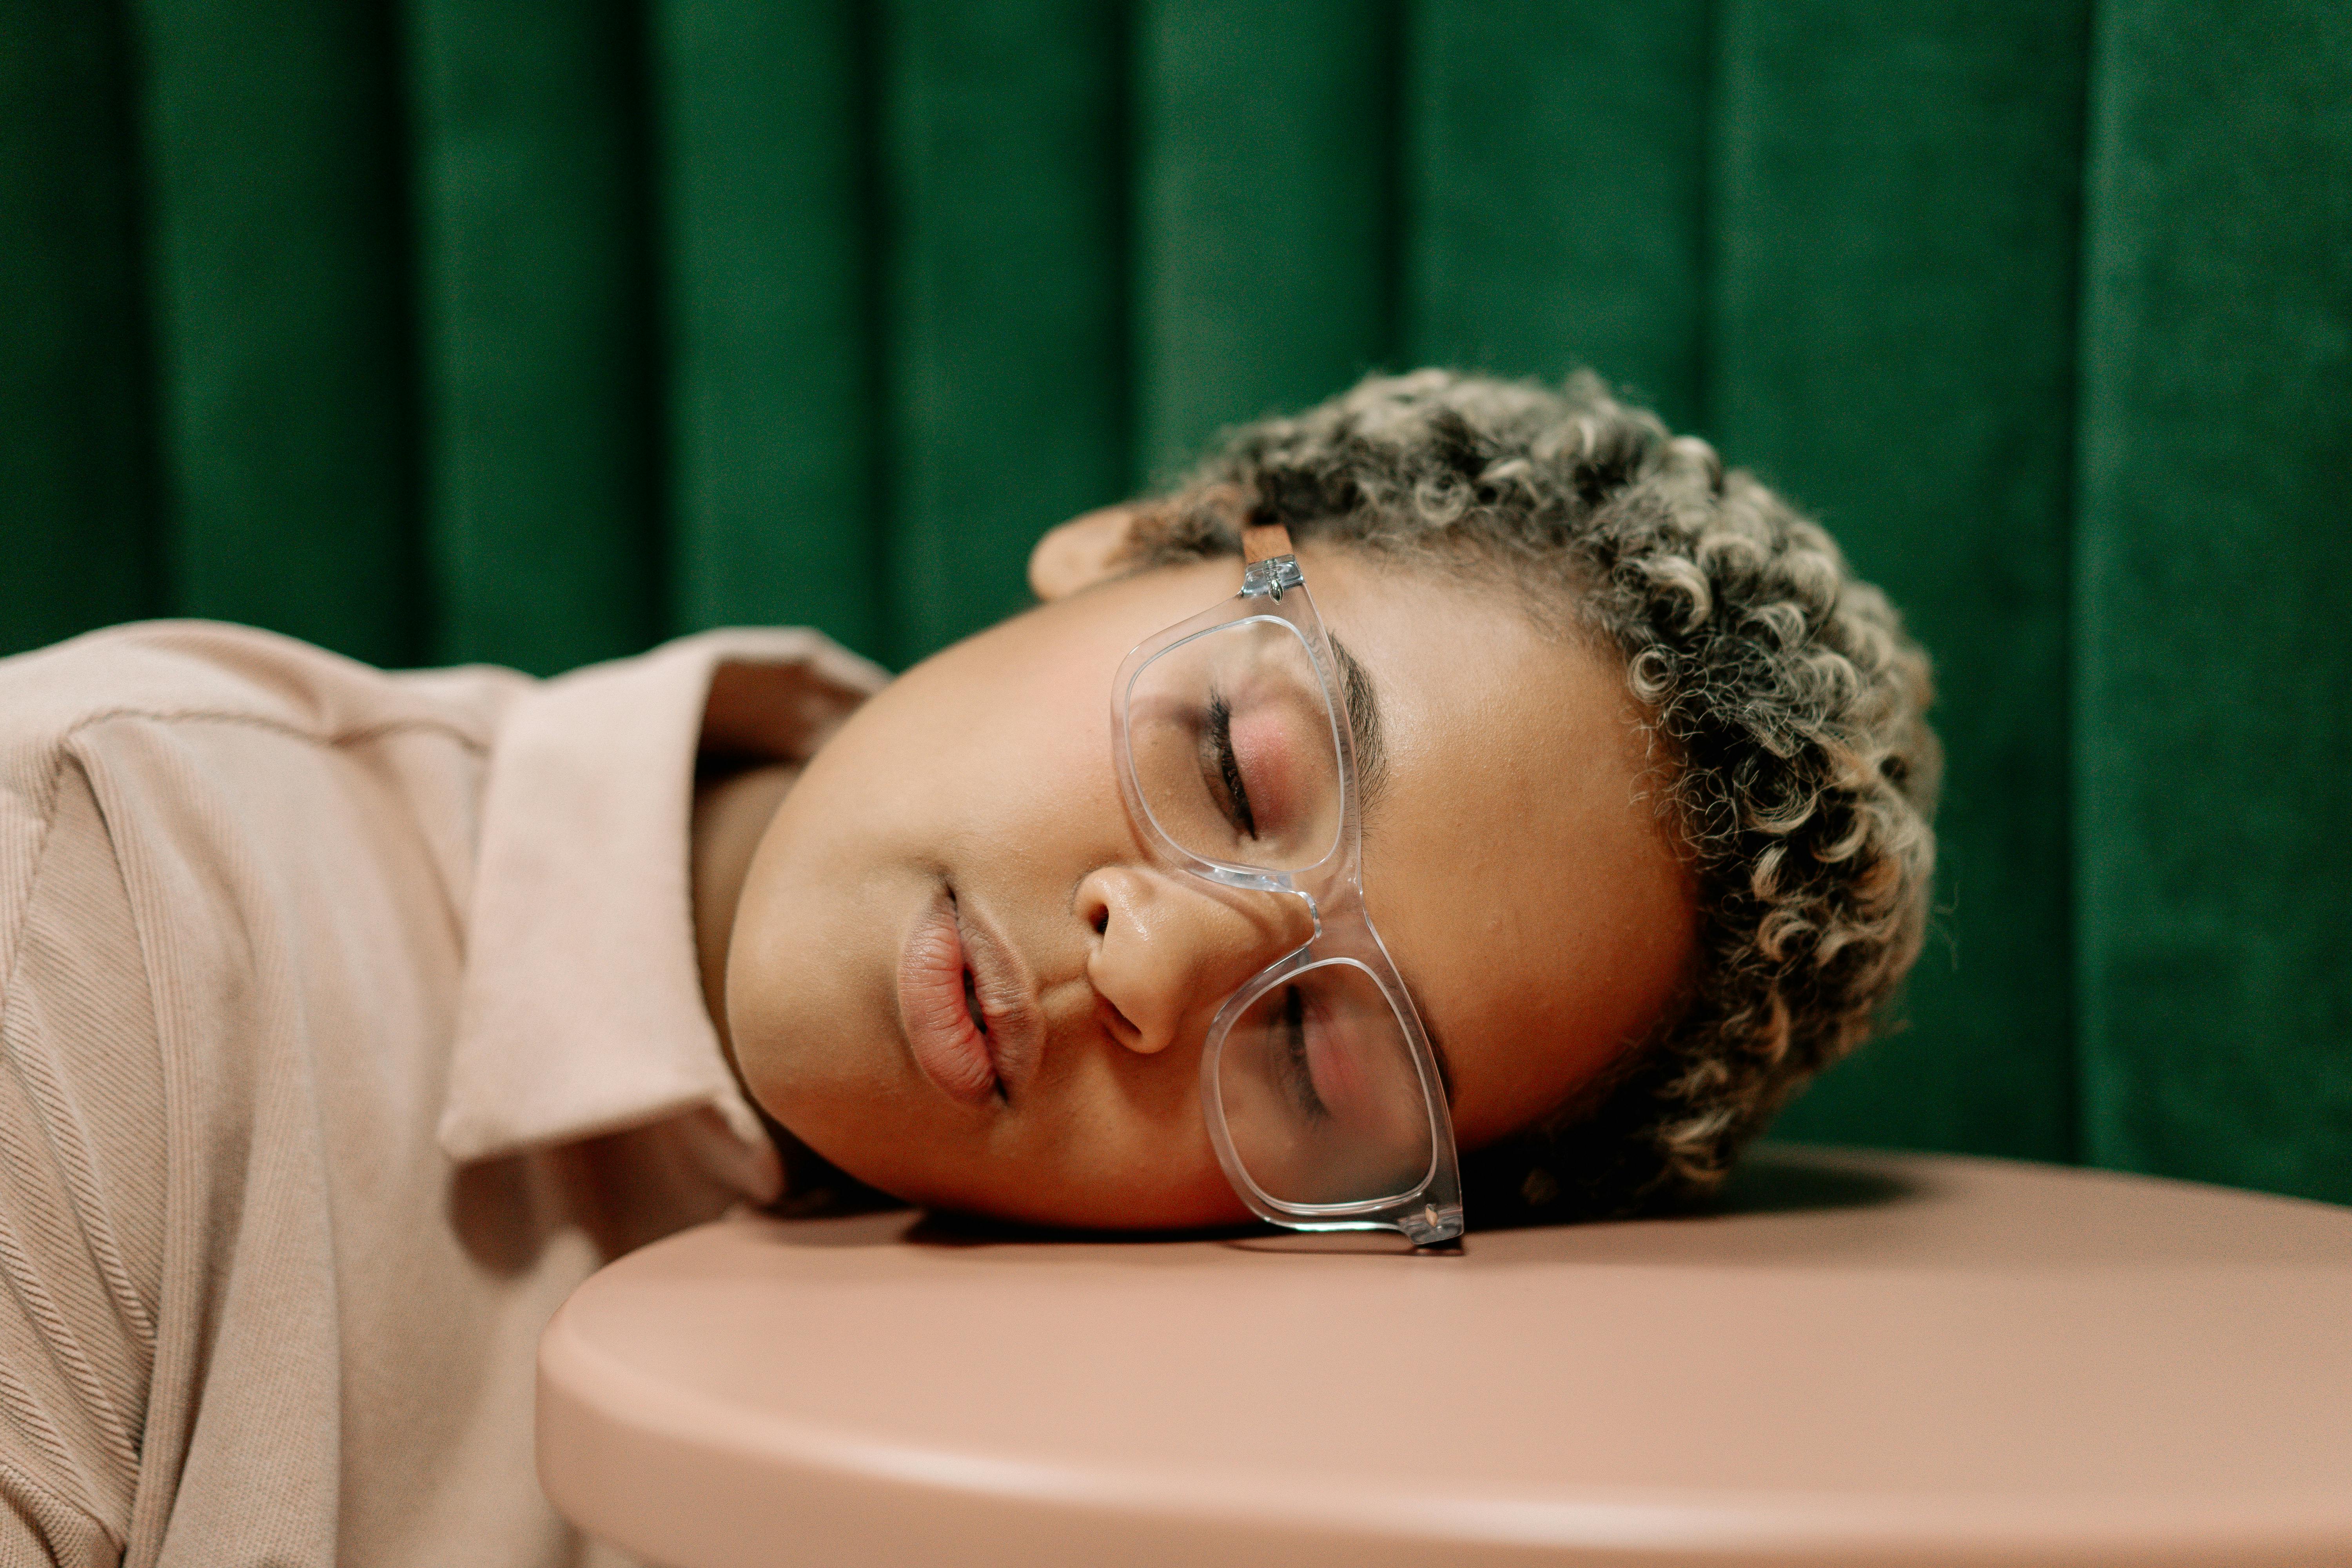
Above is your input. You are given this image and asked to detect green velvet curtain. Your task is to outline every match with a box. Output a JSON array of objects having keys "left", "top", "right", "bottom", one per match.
[{"left": 4, "top": 0, "right": 2346, "bottom": 1203}]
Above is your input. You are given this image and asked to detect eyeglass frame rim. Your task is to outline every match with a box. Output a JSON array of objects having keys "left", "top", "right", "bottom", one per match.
[{"left": 1107, "top": 537, "right": 1466, "bottom": 1247}]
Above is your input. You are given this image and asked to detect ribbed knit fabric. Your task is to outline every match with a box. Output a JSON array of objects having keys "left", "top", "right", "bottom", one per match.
[{"left": 0, "top": 621, "right": 884, "bottom": 1566}]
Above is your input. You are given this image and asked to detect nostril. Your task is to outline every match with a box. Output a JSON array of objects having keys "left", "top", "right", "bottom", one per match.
[
  {"left": 1089, "top": 905, "right": 1108, "bottom": 936},
  {"left": 1096, "top": 995, "right": 1140, "bottom": 1049}
]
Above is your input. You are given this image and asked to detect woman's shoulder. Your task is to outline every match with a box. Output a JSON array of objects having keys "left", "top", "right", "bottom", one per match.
[
  {"left": 0, "top": 620, "right": 532, "bottom": 765},
  {"left": 0, "top": 621, "right": 532, "bottom": 992},
  {"left": 0, "top": 619, "right": 528, "bottom": 868}
]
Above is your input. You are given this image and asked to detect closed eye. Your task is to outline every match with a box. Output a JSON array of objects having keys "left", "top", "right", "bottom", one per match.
[
  {"left": 1205, "top": 690, "right": 1258, "bottom": 839},
  {"left": 1275, "top": 984, "right": 1330, "bottom": 1121}
]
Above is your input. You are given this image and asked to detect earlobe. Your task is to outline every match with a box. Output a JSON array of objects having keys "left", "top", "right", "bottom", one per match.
[{"left": 1028, "top": 506, "right": 1140, "bottom": 601}]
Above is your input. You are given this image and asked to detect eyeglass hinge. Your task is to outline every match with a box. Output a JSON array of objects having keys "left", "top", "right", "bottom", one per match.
[{"left": 1242, "top": 555, "right": 1303, "bottom": 600}]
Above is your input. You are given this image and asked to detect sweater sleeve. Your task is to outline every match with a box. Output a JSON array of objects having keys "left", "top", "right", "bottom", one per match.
[
  {"left": 0, "top": 760, "right": 169, "bottom": 1568},
  {"left": 1, "top": 1460, "right": 118, "bottom": 1568}
]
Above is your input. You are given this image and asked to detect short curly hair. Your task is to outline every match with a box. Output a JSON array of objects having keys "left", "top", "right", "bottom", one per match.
[{"left": 1119, "top": 369, "right": 1940, "bottom": 1221}]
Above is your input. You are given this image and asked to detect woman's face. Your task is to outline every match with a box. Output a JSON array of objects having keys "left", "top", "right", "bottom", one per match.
[{"left": 728, "top": 541, "right": 1697, "bottom": 1229}]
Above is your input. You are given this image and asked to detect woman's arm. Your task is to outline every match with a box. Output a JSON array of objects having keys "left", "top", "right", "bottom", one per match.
[{"left": 0, "top": 761, "right": 164, "bottom": 1567}]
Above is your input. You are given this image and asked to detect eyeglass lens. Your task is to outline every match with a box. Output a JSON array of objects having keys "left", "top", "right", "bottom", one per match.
[
  {"left": 1219, "top": 961, "right": 1437, "bottom": 1206},
  {"left": 1124, "top": 617, "right": 1343, "bottom": 873},
  {"left": 1126, "top": 617, "right": 1436, "bottom": 1210}
]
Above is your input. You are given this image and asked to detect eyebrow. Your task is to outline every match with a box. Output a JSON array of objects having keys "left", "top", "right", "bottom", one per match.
[
  {"left": 1324, "top": 632, "right": 1388, "bottom": 812},
  {"left": 1325, "top": 631, "right": 1457, "bottom": 1102}
]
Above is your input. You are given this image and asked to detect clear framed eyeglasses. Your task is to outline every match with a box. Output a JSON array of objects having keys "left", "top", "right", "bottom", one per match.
[{"left": 1112, "top": 523, "right": 1465, "bottom": 1246}]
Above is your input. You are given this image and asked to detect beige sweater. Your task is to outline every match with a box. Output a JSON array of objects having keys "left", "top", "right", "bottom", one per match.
[{"left": 0, "top": 622, "right": 884, "bottom": 1566}]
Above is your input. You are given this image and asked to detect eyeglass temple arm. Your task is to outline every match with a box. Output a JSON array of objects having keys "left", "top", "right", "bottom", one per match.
[
  {"left": 1242, "top": 522, "right": 1294, "bottom": 563},
  {"left": 1241, "top": 523, "right": 1303, "bottom": 599}
]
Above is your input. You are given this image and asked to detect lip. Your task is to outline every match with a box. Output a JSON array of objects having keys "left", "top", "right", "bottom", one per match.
[{"left": 897, "top": 888, "right": 1042, "bottom": 1106}]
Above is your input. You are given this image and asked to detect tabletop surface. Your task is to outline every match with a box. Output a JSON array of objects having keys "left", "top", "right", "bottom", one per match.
[{"left": 537, "top": 1148, "right": 2352, "bottom": 1567}]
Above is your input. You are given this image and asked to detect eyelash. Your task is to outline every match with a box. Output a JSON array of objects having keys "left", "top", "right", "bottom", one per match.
[
  {"left": 1207, "top": 691, "right": 1258, "bottom": 840},
  {"left": 1275, "top": 985, "right": 1330, "bottom": 1122}
]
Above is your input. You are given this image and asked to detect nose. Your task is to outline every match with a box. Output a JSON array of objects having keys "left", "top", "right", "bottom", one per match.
[{"left": 1078, "top": 866, "right": 1314, "bottom": 1055}]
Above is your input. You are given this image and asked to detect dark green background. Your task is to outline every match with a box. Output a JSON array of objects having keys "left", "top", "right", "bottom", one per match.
[{"left": 4, "top": 0, "right": 2346, "bottom": 1202}]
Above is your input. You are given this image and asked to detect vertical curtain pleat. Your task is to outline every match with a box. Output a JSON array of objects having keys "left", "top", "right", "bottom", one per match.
[
  {"left": 878, "top": 0, "right": 1130, "bottom": 663},
  {"left": 131, "top": 0, "right": 421, "bottom": 666},
  {"left": 2073, "top": 0, "right": 2352, "bottom": 1203},
  {"left": 1710, "top": 0, "right": 2090, "bottom": 1163},
  {"left": 652, "top": 0, "right": 885, "bottom": 663},
  {"left": 406, "top": 0, "right": 659, "bottom": 675},
  {"left": 2, "top": 0, "right": 2346, "bottom": 1202},
  {"left": 1131, "top": 0, "right": 1399, "bottom": 484},
  {"left": 1405, "top": 0, "right": 1709, "bottom": 429},
  {"left": 0, "top": 0, "right": 158, "bottom": 657}
]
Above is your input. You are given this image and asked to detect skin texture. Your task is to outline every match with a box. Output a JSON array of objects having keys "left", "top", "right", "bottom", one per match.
[{"left": 714, "top": 520, "right": 1699, "bottom": 1231}]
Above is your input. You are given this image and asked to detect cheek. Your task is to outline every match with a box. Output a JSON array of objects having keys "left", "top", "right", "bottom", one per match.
[
  {"left": 932, "top": 706, "right": 1127, "bottom": 906},
  {"left": 1412, "top": 858, "right": 1696, "bottom": 1149},
  {"left": 910, "top": 616, "right": 1176, "bottom": 887},
  {"left": 731, "top": 563, "right": 1271, "bottom": 1226},
  {"left": 1353, "top": 731, "right": 1697, "bottom": 1145},
  {"left": 767, "top": 624, "right": 1120, "bottom": 873},
  {"left": 824, "top": 1055, "right": 1250, "bottom": 1231}
]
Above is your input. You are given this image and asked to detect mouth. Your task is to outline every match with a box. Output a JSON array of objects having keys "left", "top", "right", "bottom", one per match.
[{"left": 896, "top": 887, "right": 1040, "bottom": 1107}]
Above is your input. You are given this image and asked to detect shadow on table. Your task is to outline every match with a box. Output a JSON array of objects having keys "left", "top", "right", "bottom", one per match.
[
  {"left": 753, "top": 1146, "right": 1918, "bottom": 1259},
  {"left": 1706, "top": 1147, "right": 1917, "bottom": 1216},
  {"left": 742, "top": 1144, "right": 2352, "bottom": 1270}
]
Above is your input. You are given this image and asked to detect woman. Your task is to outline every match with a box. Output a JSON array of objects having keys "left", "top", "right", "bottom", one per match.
[{"left": 0, "top": 370, "right": 1935, "bottom": 1564}]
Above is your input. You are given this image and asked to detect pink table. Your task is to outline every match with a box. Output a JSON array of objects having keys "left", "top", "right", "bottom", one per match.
[{"left": 539, "top": 1147, "right": 2352, "bottom": 1566}]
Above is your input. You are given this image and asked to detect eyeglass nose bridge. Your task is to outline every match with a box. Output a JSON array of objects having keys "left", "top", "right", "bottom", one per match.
[
  {"left": 1182, "top": 876, "right": 1322, "bottom": 987},
  {"left": 1083, "top": 867, "right": 1319, "bottom": 1057}
]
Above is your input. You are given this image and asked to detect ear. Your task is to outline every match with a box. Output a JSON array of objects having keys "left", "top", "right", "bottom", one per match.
[{"left": 1028, "top": 505, "right": 1139, "bottom": 601}]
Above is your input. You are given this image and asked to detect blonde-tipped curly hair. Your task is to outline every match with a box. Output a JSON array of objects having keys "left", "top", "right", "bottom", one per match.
[{"left": 1120, "top": 369, "right": 1940, "bottom": 1220}]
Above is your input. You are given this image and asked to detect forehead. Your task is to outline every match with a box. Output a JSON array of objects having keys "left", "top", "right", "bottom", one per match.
[{"left": 1302, "top": 548, "right": 1698, "bottom": 1147}]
